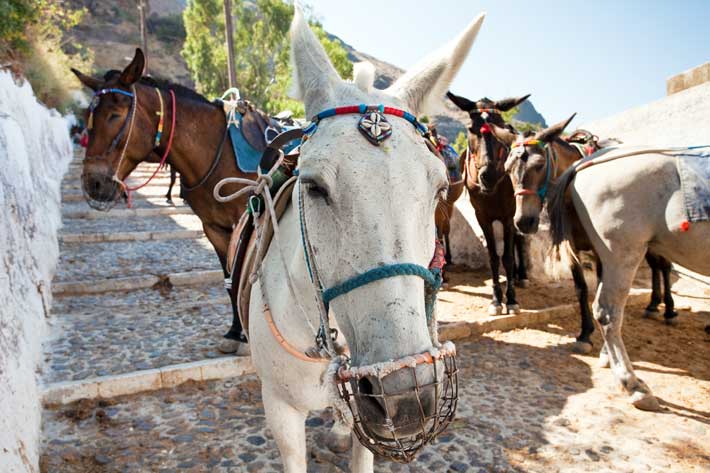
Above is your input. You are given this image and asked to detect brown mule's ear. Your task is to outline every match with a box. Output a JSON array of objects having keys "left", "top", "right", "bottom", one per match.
[
  {"left": 71, "top": 68, "right": 101, "bottom": 91},
  {"left": 494, "top": 94, "right": 531, "bottom": 112},
  {"left": 535, "top": 113, "right": 576, "bottom": 143},
  {"left": 119, "top": 48, "right": 145, "bottom": 86},
  {"left": 489, "top": 122, "right": 517, "bottom": 146},
  {"left": 446, "top": 91, "right": 476, "bottom": 112}
]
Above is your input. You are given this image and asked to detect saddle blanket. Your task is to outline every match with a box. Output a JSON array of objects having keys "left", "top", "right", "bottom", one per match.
[
  {"left": 676, "top": 149, "right": 710, "bottom": 223},
  {"left": 228, "top": 112, "right": 300, "bottom": 173},
  {"left": 440, "top": 144, "right": 462, "bottom": 182}
]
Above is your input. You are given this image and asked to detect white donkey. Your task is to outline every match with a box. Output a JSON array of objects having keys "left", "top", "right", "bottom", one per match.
[
  {"left": 222, "top": 8, "right": 485, "bottom": 472},
  {"left": 547, "top": 146, "right": 710, "bottom": 410}
]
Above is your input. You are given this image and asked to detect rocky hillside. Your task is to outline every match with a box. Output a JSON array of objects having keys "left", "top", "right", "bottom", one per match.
[{"left": 70, "top": 0, "right": 545, "bottom": 140}]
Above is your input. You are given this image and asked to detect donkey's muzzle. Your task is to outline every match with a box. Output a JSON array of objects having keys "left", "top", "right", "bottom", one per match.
[
  {"left": 336, "top": 342, "right": 458, "bottom": 463},
  {"left": 81, "top": 171, "right": 122, "bottom": 211},
  {"left": 514, "top": 215, "right": 539, "bottom": 234}
]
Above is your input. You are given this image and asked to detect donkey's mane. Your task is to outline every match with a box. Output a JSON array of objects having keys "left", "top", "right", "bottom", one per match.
[{"left": 103, "top": 70, "right": 218, "bottom": 107}]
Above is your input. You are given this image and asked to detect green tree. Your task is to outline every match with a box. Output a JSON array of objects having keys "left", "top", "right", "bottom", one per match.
[
  {"left": 182, "top": 0, "right": 352, "bottom": 115},
  {"left": 453, "top": 131, "right": 468, "bottom": 155},
  {"left": 0, "top": 0, "right": 91, "bottom": 112}
]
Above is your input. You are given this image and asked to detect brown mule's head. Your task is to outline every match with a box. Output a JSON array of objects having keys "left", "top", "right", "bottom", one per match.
[
  {"left": 447, "top": 92, "right": 529, "bottom": 192},
  {"left": 502, "top": 114, "right": 576, "bottom": 233},
  {"left": 72, "top": 49, "right": 162, "bottom": 210}
]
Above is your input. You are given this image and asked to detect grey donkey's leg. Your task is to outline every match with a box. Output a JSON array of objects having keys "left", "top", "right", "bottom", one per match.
[{"left": 593, "top": 250, "right": 661, "bottom": 411}]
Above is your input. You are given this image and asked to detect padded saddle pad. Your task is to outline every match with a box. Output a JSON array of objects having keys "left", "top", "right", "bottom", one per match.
[
  {"left": 676, "top": 150, "right": 710, "bottom": 223},
  {"left": 230, "top": 110, "right": 302, "bottom": 173}
]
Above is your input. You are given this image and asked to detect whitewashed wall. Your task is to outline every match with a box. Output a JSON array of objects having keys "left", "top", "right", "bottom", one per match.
[
  {"left": 582, "top": 82, "right": 710, "bottom": 146},
  {"left": 0, "top": 72, "right": 71, "bottom": 472}
]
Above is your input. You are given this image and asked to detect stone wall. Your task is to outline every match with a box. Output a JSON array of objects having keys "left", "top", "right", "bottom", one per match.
[
  {"left": 666, "top": 62, "right": 710, "bottom": 95},
  {"left": 0, "top": 72, "right": 72, "bottom": 472}
]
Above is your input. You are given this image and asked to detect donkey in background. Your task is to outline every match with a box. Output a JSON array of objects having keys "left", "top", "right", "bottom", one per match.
[
  {"left": 447, "top": 92, "right": 531, "bottom": 315},
  {"left": 498, "top": 116, "right": 679, "bottom": 355}
]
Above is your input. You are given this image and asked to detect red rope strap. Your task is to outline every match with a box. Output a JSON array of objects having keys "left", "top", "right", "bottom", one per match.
[{"left": 123, "top": 89, "right": 177, "bottom": 206}]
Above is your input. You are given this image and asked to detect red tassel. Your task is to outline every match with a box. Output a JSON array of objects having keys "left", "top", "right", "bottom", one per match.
[
  {"left": 480, "top": 124, "right": 491, "bottom": 134},
  {"left": 680, "top": 220, "right": 690, "bottom": 232},
  {"left": 79, "top": 132, "right": 89, "bottom": 148}
]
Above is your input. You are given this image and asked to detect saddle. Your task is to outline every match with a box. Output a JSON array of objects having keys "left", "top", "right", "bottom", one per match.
[
  {"left": 224, "top": 100, "right": 300, "bottom": 173},
  {"left": 565, "top": 129, "right": 600, "bottom": 157}
]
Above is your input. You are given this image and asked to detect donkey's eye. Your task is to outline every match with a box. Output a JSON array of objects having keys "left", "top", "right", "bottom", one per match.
[
  {"left": 306, "top": 183, "right": 330, "bottom": 203},
  {"left": 108, "top": 113, "right": 121, "bottom": 123}
]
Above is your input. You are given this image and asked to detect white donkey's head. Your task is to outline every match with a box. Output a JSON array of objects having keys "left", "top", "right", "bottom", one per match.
[{"left": 290, "top": 8, "right": 484, "bottom": 453}]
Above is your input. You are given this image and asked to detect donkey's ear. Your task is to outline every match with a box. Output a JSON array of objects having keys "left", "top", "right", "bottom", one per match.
[
  {"left": 119, "top": 49, "right": 145, "bottom": 86},
  {"left": 446, "top": 91, "right": 476, "bottom": 112},
  {"left": 489, "top": 123, "right": 517, "bottom": 146},
  {"left": 387, "top": 13, "right": 485, "bottom": 116},
  {"left": 535, "top": 113, "right": 577, "bottom": 143},
  {"left": 353, "top": 62, "right": 376, "bottom": 94},
  {"left": 71, "top": 68, "right": 101, "bottom": 91},
  {"left": 495, "top": 94, "right": 531, "bottom": 112},
  {"left": 289, "top": 6, "right": 340, "bottom": 117}
]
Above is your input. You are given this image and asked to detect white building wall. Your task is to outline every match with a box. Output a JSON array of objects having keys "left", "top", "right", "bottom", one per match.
[{"left": 0, "top": 72, "right": 71, "bottom": 472}]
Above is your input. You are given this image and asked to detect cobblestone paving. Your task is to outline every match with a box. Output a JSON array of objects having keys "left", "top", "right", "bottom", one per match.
[
  {"left": 56, "top": 237, "right": 218, "bottom": 282},
  {"left": 41, "top": 319, "right": 710, "bottom": 472},
  {"left": 43, "top": 285, "right": 233, "bottom": 383}
]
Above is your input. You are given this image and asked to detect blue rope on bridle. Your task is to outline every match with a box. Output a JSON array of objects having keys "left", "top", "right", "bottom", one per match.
[{"left": 322, "top": 263, "right": 442, "bottom": 322}]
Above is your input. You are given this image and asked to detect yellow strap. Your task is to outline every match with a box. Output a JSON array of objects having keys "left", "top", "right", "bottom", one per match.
[{"left": 154, "top": 87, "right": 164, "bottom": 135}]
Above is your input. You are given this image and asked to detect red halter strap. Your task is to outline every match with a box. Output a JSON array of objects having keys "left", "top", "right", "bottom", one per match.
[{"left": 120, "top": 89, "right": 177, "bottom": 207}]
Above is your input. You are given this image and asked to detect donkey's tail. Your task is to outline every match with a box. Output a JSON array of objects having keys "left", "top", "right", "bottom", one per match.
[{"left": 545, "top": 166, "right": 579, "bottom": 278}]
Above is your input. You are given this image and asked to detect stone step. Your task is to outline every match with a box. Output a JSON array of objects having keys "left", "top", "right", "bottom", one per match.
[
  {"left": 62, "top": 174, "right": 178, "bottom": 185},
  {"left": 62, "top": 188, "right": 178, "bottom": 202},
  {"left": 54, "top": 237, "right": 220, "bottom": 284},
  {"left": 53, "top": 269, "right": 223, "bottom": 296},
  {"left": 61, "top": 196, "right": 189, "bottom": 213},
  {"left": 63, "top": 205, "right": 193, "bottom": 220},
  {"left": 59, "top": 229, "right": 204, "bottom": 244},
  {"left": 42, "top": 284, "right": 233, "bottom": 385}
]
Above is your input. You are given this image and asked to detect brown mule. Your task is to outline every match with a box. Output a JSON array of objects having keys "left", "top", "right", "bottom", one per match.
[
  {"left": 499, "top": 116, "right": 678, "bottom": 353},
  {"left": 428, "top": 126, "right": 465, "bottom": 272},
  {"left": 447, "top": 91, "right": 531, "bottom": 315},
  {"left": 72, "top": 48, "right": 265, "bottom": 354}
]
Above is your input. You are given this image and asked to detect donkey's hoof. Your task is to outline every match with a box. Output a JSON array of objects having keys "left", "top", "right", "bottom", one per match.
[
  {"left": 664, "top": 316, "right": 680, "bottom": 326},
  {"left": 488, "top": 304, "right": 503, "bottom": 316},
  {"left": 571, "top": 341, "right": 593, "bottom": 355},
  {"left": 515, "top": 279, "right": 530, "bottom": 288},
  {"left": 506, "top": 304, "right": 521, "bottom": 314},
  {"left": 324, "top": 431, "right": 352, "bottom": 453},
  {"left": 217, "top": 339, "right": 250, "bottom": 356},
  {"left": 630, "top": 391, "right": 661, "bottom": 412},
  {"left": 598, "top": 352, "right": 610, "bottom": 368},
  {"left": 643, "top": 308, "right": 661, "bottom": 320}
]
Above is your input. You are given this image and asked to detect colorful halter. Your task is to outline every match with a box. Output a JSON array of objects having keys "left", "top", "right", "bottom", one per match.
[
  {"left": 511, "top": 139, "right": 556, "bottom": 200},
  {"left": 82, "top": 86, "right": 177, "bottom": 208},
  {"left": 302, "top": 104, "right": 429, "bottom": 146}
]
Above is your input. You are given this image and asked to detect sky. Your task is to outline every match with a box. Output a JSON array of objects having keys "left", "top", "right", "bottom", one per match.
[{"left": 306, "top": 0, "right": 710, "bottom": 125}]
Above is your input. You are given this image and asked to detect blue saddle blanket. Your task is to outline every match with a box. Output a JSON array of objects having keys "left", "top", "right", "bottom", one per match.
[
  {"left": 676, "top": 150, "right": 710, "bottom": 223},
  {"left": 228, "top": 112, "right": 300, "bottom": 173}
]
